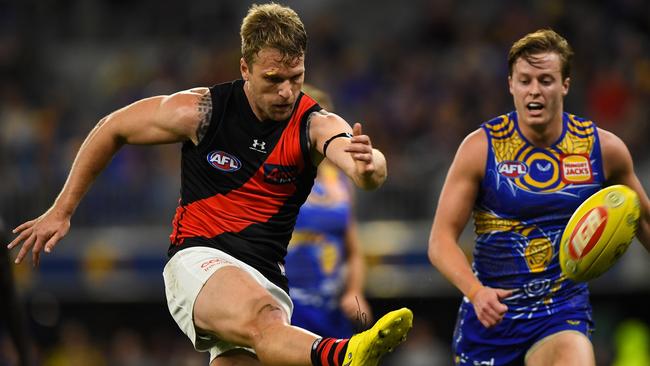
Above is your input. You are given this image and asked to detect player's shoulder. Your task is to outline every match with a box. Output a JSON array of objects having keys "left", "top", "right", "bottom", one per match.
[
  {"left": 308, "top": 108, "right": 347, "bottom": 131},
  {"left": 597, "top": 127, "right": 625, "bottom": 149},
  {"left": 305, "top": 109, "right": 351, "bottom": 152},
  {"left": 460, "top": 128, "right": 488, "bottom": 152},
  {"left": 186, "top": 87, "right": 211, "bottom": 96},
  {"left": 159, "top": 87, "right": 212, "bottom": 122},
  {"left": 597, "top": 127, "right": 630, "bottom": 160},
  {"left": 453, "top": 128, "right": 488, "bottom": 177},
  {"left": 166, "top": 86, "right": 211, "bottom": 105},
  {"left": 598, "top": 127, "right": 632, "bottom": 169}
]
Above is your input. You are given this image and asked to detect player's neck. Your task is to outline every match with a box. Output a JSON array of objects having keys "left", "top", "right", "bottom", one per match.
[
  {"left": 243, "top": 81, "right": 266, "bottom": 122},
  {"left": 519, "top": 114, "right": 563, "bottom": 148}
]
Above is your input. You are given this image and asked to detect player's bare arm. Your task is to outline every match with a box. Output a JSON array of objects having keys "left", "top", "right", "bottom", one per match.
[
  {"left": 428, "top": 129, "right": 512, "bottom": 328},
  {"left": 599, "top": 128, "right": 650, "bottom": 250},
  {"left": 7, "top": 88, "right": 212, "bottom": 266},
  {"left": 307, "top": 110, "right": 387, "bottom": 190}
]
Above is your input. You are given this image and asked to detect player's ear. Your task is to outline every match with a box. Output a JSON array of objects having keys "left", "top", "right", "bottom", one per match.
[
  {"left": 240, "top": 58, "right": 250, "bottom": 81},
  {"left": 562, "top": 77, "right": 570, "bottom": 96},
  {"left": 508, "top": 75, "right": 514, "bottom": 95}
]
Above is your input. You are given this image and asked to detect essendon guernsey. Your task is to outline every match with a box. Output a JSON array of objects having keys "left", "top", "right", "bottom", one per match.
[{"left": 168, "top": 80, "right": 320, "bottom": 292}]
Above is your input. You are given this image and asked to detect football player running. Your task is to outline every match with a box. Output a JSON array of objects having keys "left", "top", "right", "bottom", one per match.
[{"left": 428, "top": 29, "right": 649, "bottom": 366}]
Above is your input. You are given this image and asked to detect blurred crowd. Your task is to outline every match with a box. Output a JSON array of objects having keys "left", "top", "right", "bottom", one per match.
[{"left": 1, "top": 0, "right": 648, "bottom": 225}]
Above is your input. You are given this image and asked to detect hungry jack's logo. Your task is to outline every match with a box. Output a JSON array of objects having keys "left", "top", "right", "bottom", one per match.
[{"left": 560, "top": 154, "right": 593, "bottom": 183}]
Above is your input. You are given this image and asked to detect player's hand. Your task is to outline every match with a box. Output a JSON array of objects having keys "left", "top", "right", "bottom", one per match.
[
  {"left": 340, "top": 291, "right": 374, "bottom": 329},
  {"left": 344, "top": 123, "right": 376, "bottom": 178},
  {"left": 7, "top": 208, "right": 71, "bottom": 267},
  {"left": 471, "top": 286, "right": 513, "bottom": 328}
]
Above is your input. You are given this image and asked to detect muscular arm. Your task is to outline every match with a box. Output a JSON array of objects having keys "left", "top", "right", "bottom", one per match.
[
  {"left": 54, "top": 89, "right": 209, "bottom": 215},
  {"left": 600, "top": 128, "right": 650, "bottom": 251},
  {"left": 8, "top": 88, "right": 212, "bottom": 265},
  {"left": 428, "top": 129, "right": 485, "bottom": 299},
  {"left": 308, "top": 110, "right": 387, "bottom": 190},
  {"left": 428, "top": 129, "right": 512, "bottom": 328}
]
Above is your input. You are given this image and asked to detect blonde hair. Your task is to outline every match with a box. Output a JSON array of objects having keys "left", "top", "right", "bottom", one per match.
[
  {"left": 302, "top": 84, "right": 334, "bottom": 111},
  {"left": 508, "top": 29, "right": 574, "bottom": 79},
  {"left": 240, "top": 3, "right": 307, "bottom": 67}
]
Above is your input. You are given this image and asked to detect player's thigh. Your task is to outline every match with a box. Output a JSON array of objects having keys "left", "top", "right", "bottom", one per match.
[
  {"left": 525, "top": 330, "right": 595, "bottom": 366},
  {"left": 210, "top": 349, "right": 261, "bottom": 366},
  {"left": 194, "top": 265, "right": 289, "bottom": 345}
]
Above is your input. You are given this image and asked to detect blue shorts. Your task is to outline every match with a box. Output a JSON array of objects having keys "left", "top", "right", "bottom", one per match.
[{"left": 453, "top": 299, "right": 594, "bottom": 366}]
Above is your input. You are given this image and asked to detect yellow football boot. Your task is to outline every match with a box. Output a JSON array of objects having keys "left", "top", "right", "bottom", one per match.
[{"left": 342, "top": 307, "right": 413, "bottom": 366}]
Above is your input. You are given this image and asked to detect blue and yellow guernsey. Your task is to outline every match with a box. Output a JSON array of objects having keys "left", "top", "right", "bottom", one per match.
[{"left": 474, "top": 111, "right": 604, "bottom": 319}]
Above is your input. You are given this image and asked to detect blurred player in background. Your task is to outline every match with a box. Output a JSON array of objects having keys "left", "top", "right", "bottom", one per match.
[
  {"left": 0, "top": 217, "right": 33, "bottom": 366},
  {"left": 428, "top": 29, "right": 650, "bottom": 365},
  {"left": 286, "top": 85, "right": 373, "bottom": 338},
  {"left": 7, "top": 3, "right": 412, "bottom": 366}
]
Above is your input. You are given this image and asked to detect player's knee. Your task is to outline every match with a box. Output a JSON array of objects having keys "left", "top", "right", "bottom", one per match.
[
  {"left": 250, "top": 292, "right": 288, "bottom": 326},
  {"left": 245, "top": 293, "right": 289, "bottom": 344}
]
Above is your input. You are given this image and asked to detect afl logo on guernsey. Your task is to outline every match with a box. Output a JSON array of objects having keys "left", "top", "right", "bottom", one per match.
[
  {"left": 207, "top": 151, "right": 241, "bottom": 172},
  {"left": 497, "top": 161, "right": 528, "bottom": 178}
]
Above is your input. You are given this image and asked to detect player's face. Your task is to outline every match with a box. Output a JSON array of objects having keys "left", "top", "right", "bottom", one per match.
[
  {"left": 508, "top": 52, "right": 570, "bottom": 130},
  {"left": 241, "top": 48, "right": 305, "bottom": 121}
]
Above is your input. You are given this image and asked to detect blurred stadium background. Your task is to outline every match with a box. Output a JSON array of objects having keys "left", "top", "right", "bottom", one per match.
[{"left": 1, "top": 0, "right": 649, "bottom": 365}]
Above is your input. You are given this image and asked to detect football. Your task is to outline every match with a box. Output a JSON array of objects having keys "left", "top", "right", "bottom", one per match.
[{"left": 560, "top": 185, "right": 640, "bottom": 282}]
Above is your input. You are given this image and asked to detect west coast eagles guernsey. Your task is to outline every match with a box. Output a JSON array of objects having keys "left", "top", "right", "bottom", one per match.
[
  {"left": 474, "top": 111, "right": 604, "bottom": 319},
  {"left": 168, "top": 80, "right": 320, "bottom": 293}
]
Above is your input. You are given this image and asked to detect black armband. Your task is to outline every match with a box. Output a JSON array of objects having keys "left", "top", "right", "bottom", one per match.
[{"left": 322, "top": 132, "right": 353, "bottom": 158}]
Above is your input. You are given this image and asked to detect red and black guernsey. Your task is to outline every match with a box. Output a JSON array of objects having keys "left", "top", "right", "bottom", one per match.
[{"left": 168, "top": 79, "right": 320, "bottom": 293}]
